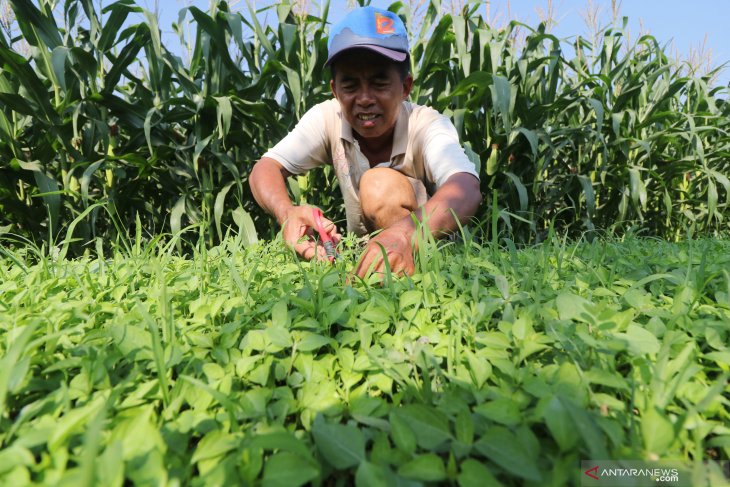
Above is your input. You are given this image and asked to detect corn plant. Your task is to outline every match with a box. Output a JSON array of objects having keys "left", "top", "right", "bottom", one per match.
[
  {"left": 0, "top": 0, "right": 728, "bottom": 250},
  {"left": 406, "top": 4, "right": 729, "bottom": 240}
]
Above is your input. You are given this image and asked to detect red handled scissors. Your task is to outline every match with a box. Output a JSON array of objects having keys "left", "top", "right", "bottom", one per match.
[{"left": 312, "top": 208, "right": 337, "bottom": 263}]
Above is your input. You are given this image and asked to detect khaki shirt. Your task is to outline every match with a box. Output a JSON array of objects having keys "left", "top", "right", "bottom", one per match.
[{"left": 263, "top": 98, "right": 479, "bottom": 235}]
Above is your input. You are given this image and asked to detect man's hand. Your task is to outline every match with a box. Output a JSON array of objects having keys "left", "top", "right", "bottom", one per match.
[
  {"left": 249, "top": 158, "right": 341, "bottom": 262},
  {"left": 282, "top": 206, "right": 342, "bottom": 261},
  {"left": 354, "top": 220, "right": 416, "bottom": 279}
]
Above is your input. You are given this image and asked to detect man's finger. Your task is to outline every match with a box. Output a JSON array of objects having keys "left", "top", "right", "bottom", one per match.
[
  {"left": 295, "top": 241, "right": 316, "bottom": 261},
  {"left": 295, "top": 240, "right": 328, "bottom": 261},
  {"left": 354, "top": 248, "right": 374, "bottom": 278},
  {"left": 355, "top": 246, "right": 384, "bottom": 279},
  {"left": 319, "top": 216, "right": 342, "bottom": 243}
]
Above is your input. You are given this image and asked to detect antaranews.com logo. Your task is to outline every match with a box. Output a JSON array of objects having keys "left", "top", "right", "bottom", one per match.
[{"left": 580, "top": 460, "right": 730, "bottom": 487}]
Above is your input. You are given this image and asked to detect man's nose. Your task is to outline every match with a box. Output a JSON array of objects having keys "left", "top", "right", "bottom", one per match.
[{"left": 356, "top": 86, "right": 376, "bottom": 106}]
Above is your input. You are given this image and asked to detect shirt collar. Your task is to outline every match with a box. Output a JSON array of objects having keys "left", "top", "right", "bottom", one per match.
[
  {"left": 339, "top": 101, "right": 411, "bottom": 161},
  {"left": 340, "top": 112, "right": 354, "bottom": 143},
  {"left": 390, "top": 102, "right": 409, "bottom": 159}
]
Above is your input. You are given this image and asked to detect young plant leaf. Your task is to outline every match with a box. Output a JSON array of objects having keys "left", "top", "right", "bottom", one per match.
[{"left": 312, "top": 417, "right": 366, "bottom": 469}]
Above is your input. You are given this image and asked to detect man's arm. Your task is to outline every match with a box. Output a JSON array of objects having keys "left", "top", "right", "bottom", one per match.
[
  {"left": 354, "top": 172, "right": 481, "bottom": 278},
  {"left": 250, "top": 157, "right": 295, "bottom": 225},
  {"left": 411, "top": 172, "right": 482, "bottom": 234},
  {"left": 250, "top": 157, "right": 340, "bottom": 261}
]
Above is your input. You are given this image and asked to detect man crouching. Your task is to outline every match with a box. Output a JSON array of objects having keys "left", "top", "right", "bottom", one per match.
[{"left": 250, "top": 6, "right": 481, "bottom": 278}]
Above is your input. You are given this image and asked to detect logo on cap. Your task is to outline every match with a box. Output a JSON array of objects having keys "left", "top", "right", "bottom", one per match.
[{"left": 375, "top": 13, "right": 395, "bottom": 34}]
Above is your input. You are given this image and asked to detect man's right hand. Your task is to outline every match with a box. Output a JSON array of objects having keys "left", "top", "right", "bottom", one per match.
[
  {"left": 250, "top": 158, "right": 341, "bottom": 261},
  {"left": 281, "top": 206, "right": 342, "bottom": 261}
]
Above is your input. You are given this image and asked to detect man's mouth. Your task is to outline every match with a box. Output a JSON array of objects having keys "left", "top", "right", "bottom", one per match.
[{"left": 357, "top": 114, "right": 379, "bottom": 121}]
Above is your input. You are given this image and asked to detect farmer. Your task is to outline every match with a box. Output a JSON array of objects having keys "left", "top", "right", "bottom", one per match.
[{"left": 250, "top": 6, "right": 481, "bottom": 278}]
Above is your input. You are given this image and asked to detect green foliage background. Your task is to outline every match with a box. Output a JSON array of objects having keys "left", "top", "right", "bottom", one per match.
[
  {"left": 1, "top": 2, "right": 730, "bottom": 484},
  {"left": 0, "top": 0, "right": 729, "bottom": 249}
]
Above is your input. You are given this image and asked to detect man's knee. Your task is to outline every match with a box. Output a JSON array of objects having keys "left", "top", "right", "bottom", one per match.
[
  {"left": 360, "top": 168, "right": 416, "bottom": 207},
  {"left": 359, "top": 168, "right": 418, "bottom": 230}
]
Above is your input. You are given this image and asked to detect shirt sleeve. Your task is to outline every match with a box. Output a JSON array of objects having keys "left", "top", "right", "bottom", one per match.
[
  {"left": 261, "top": 104, "right": 330, "bottom": 175},
  {"left": 422, "top": 115, "right": 480, "bottom": 188}
]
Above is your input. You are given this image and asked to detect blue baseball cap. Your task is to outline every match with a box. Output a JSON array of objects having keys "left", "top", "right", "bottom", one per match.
[{"left": 326, "top": 6, "right": 409, "bottom": 67}]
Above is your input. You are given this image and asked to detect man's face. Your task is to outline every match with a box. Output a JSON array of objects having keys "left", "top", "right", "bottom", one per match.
[{"left": 330, "top": 49, "right": 413, "bottom": 142}]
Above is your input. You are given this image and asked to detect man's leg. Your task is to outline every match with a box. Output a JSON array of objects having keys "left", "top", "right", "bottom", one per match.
[{"left": 359, "top": 168, "right": 419, "bottom": 232}]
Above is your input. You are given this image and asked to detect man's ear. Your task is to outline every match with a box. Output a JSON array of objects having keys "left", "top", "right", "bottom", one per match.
[
  {"left": 402, "top": 74, "right": 414, "bottom": 99},
  {"left": 330, "top": 79, "right": 337, "bottom": 99}
]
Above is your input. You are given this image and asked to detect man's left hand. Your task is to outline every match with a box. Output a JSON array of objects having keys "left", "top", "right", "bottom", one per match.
[{"left": 354, "top": 222, "right": 416, "bottom": 279}]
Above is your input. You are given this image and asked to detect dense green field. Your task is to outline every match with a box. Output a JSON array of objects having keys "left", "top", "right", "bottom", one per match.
[{"left": 1, "top": 234, "right": 729, "bottom": 486}]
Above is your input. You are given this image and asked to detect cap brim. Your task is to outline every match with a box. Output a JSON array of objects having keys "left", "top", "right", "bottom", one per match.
[{"left": 325, "top": 45, "right": 408, "bottom": 67}]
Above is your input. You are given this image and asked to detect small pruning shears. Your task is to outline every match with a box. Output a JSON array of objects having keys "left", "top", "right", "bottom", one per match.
[{"left": 312, "top": 207, "right": 337, "bottom": 263}]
